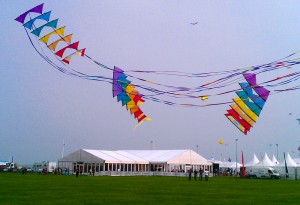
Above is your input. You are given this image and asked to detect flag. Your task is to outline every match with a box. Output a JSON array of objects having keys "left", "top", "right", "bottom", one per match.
[
  {"left": 241, "top": 151, "right": 246, "bottom": 177},
  {"left": 284, "top": 152, "right": 289, "bottom": 179}
]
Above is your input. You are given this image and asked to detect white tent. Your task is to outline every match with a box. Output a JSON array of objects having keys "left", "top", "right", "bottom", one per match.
[
  {"left": 229, "top": 162, "right": 242, "bottom": 169},
  {"left": 271, "top": 155, "right": 279, "bottom": 165},
  {"left": 277, "top": 152, "right": 298, "bottom": 167},
  {"left": 275, "top": 153, "right": 299, "bottom": 180},
  {"left": 245, "top": 154, "right": 260, "bottom": 167},
  {"left": 252, "top": 153, "right": 274, "bottom": 167},
  {"left": 59, "top": 149, "right": 212, "bottom": 174},
  {"left": 219, "top": 161, "right": 241, "bottom": 169}
]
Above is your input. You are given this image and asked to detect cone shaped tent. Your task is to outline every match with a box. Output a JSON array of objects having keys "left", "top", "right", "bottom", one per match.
[
  {"left": 254, "top": 153, "right": 274, "bottom": 167},
  {"left": 245, "top": 154, "right": 260, "bottom": 167}
]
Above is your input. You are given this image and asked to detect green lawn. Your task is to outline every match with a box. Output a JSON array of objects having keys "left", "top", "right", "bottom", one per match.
[{"left": 0, "top": 173, "right": 299, "bottom": 205}]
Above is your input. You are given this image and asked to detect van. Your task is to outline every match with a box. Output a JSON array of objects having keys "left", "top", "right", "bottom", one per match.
[{"left": 247, "top": 167, "right": 280, "bottom": 179}]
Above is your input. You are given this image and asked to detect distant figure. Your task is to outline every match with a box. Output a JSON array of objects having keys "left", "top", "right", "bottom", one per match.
[
  {"left": 214, "top": 169, "right": 218, "bottom": 176},
  {"left": 76, "top": 169, "right": 79, "bottom": 177},
  {"left": 92, "top": 168, "right": 95, "bottom": 176},
  {"left": 89, "top": 168, "right": 92, "bottom": 176},
  {"left": 188, "top": 168, "right": 192, "bottom": 181},
  {"left": 204, "top": 169, "right": 209, "bottom": 181},
  {"left": 22, "top": 167, "right": 27, "bottom": 175},
  {"left": 193, "top": 169, "right": 198, "bottom": 180},
  {"left": 199, "top": 168, "right": 203, "bottom": 181}
]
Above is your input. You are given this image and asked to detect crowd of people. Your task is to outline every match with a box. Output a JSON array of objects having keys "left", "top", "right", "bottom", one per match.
[{"left": 188, "top": 168, "right": 209, "bottom": 181}]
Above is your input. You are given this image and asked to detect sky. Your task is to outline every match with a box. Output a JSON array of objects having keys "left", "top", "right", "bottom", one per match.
[{"left": 1, "top": 0, "right": 300, "bottom": 165}]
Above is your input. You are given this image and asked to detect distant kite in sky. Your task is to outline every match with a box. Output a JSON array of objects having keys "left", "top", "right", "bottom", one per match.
[
  {"left": 225, "top": 73, "right": 270, "bottom": 135},
  {"left": 297, "top": 119, "right": 300, "bottom": 124},
  {"left": 14, "top": 3, "right": 300, "bottom": 131},
  {"left": 218, "top": 140, "right": 224, "bottom": 145}
]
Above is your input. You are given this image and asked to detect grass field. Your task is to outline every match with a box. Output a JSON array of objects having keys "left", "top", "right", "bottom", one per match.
[{"left": 0, "top": 173, "right": 299, "bottom": 205}]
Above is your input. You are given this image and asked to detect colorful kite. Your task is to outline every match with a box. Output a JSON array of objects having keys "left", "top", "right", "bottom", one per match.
[
  {"left": 15, "top": 3, "right": 85, "bottom": 65},
  {"left": 113, "top": 66, "right": 151, "bottom": 127},
  {"left": 225, "top": 73, "right": 270, "bottom": 135}
]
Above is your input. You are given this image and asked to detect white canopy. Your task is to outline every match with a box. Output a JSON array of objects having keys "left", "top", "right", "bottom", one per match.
[
  {"left": 272, "top": 155, "right": 279, "bottom": 165},
  {"left": 276, "top": 152, "right": 299, "bottom": 167},
  {"left": 219, "top": 161, "right": 241, "bottom": 169},
  {"left": 245, "top": 154, "right": 260, "bottom": 167},
  {"left": 253, "top": 153, "right": 275, "bottom": 167}
]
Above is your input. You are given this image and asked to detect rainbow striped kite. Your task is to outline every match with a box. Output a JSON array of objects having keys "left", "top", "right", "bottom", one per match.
[
  {"left": 113, "top": 66, "right": 151, "bottom": 127},
  {"left": 225, "top": 73, "right": 270, "bottom": 135}
]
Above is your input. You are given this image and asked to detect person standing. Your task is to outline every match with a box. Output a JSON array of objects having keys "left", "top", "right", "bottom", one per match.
[
  {"left": 204, "top": 169, "right": 209, "bottom": 181},
  {"left": 193, "top": 169, "right": 198, "bottom": 181},
  {"left": 188, "top": 168, "right": 192, "bottom": 180},
  {"left": 199, "top": 168, "right": 203, "bottom": 181},
  {"left": 76, "top": 168, "right": 79, "bottom": 177}
]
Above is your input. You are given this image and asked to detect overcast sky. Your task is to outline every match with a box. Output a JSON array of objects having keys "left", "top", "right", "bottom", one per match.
[{"left": 1, "top": 0, "right": 300, "bottom": 165}]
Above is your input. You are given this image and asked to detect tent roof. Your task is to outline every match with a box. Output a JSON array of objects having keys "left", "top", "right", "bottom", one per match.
[
  {"left": 293, "top": 158, "right": 300, "bottom": 165},
  {"left": 85, "top": 150, "right": 148, "bottom": 164},
  {"left": 271, "top": 155, "right": 279, "bottom": 165},
  {"left": 253, "top": 153, "right": 274, "bottom": 167},
  {"left": 219, "top": 161, "right": 241, "bottom": 169},
  {"left": 276, "top": 153, "right": 299, "bottom": 167},
  {"left": 245, "top": 153, "right": 260, "bottom": 167},
  {"left": 122, "top": 150, "right": 211, "bottom": 165}
]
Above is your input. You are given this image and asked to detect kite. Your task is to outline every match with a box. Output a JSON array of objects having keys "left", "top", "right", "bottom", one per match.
[
  {"left": 225, "top": 73, "right": 270, "bottom": 135},
  {"left": 113, "top": 66, "right": 151, "bottom": 127},
  {"left": 218, "top": 140, "right": 224, "bottom": 145},
  {"left": 15, "top": 3, "right": 300, "bottom": 131},
  {"left": 297, "top": 119, "right": 300, "bottom": 124},
  {"left": 15, "top": 4, "right": 85, "bottom": 65}
]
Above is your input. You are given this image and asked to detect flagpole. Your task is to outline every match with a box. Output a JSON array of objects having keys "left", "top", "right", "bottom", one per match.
[
  {"left": 61, "top": 138, "right": 65, "bottom": 159},
  {"left": 235, "top": 139, "right": 238, "bottom": 176}
]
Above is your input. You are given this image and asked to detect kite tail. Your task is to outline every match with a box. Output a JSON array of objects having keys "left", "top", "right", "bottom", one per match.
[{"left": 133, "top": 117, "right": 152, "bottom": 131}]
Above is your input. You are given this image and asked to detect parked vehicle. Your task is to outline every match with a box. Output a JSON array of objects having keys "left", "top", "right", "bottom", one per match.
[
  {"left": 3, "top": 162, "right": 21, "bottom": 172},
  {"left": 247, "top": 167, "right": 280, "bottom": 179},
  {"left": 32, "top": 161, "right": 57, "bottom": 174}
]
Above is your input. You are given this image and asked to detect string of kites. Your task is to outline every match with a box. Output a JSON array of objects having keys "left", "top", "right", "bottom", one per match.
[{"left": 15, "top": 3, "right": 300, "bottom": 133}]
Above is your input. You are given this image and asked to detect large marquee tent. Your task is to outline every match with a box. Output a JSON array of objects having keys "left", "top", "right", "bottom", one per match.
[{"left": 58, "top": 149, "right": 212, "bottom": 175}]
